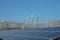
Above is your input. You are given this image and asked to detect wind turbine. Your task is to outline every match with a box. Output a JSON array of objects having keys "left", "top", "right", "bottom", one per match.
[
  {"left": 22, "top": 17, "right": 26, "bottom": 29},
  {"left": 26, "top": 17, "right": 30, "bottom": 28},
  {"left": 0, "top": 17, "right": 4, "bottom": 30},
  {"left": 46, "top": 19, "right": 48, "bottom": 27},
  {"left": 31, "top": 13, "right": 34, "bottom": 28},
  {"left": 49, "top": 22, "right": 52, "bottom": 27},
  {"left": 36, "top": 16, "right": 39, "bottom": 27}
]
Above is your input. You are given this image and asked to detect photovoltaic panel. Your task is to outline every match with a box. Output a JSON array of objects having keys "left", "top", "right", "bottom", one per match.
[{"left": 0, "top": 27, "right": 60, "bottom": 40}]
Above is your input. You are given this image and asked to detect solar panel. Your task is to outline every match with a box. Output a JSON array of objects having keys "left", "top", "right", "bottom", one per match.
[
  {"left": 0, "top": 27, "right": 60, "bottom": 40},
  {"left": 45, "top": 32, "right": 60, "bottom": 38}
]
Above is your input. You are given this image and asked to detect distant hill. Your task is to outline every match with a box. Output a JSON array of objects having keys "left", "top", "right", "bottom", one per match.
[
  {"left": 0, "top": 20, "right": 60, "bottom": 30},
  {"left": 25, "top": 20, "right": 60, "bottom": 28},
  {"left": 49, "top": 20, "right": 60, "bottom": 27},
  {"left": 42, "top": 20, "right": 60, "bottom": 27}
]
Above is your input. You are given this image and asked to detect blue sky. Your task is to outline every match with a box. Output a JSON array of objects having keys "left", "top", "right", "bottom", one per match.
[{"left": 0, "top": 0, "right": 60, "bottom": 23}]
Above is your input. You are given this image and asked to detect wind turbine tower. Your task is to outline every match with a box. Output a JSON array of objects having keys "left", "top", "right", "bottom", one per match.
[
  {"left": 46, "top": 19, "right": 48, "bottom": 27},
  {"left": 31, "top": 13, "right": 34, "bottom": 28},
  {"left": 36, "top": 16, "right": 39, "bottom": 27}
]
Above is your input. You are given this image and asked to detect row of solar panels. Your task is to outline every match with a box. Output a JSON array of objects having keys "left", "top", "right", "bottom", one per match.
[{"left": 0, "top": 27, "right": 60, "bottom": 40}]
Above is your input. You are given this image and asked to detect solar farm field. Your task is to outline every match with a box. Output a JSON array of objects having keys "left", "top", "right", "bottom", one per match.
[{"left": 0, "top": 27, "right": 60, "bottom": 40}]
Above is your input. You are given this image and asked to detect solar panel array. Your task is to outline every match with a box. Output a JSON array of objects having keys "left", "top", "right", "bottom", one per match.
[{"left": 0, "top": 27, "right": 60, "bottom": 40}]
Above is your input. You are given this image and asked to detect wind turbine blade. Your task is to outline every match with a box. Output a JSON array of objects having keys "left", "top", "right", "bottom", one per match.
[{"left": 31, "top": 13, "right": 34, "bottom": 18}]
